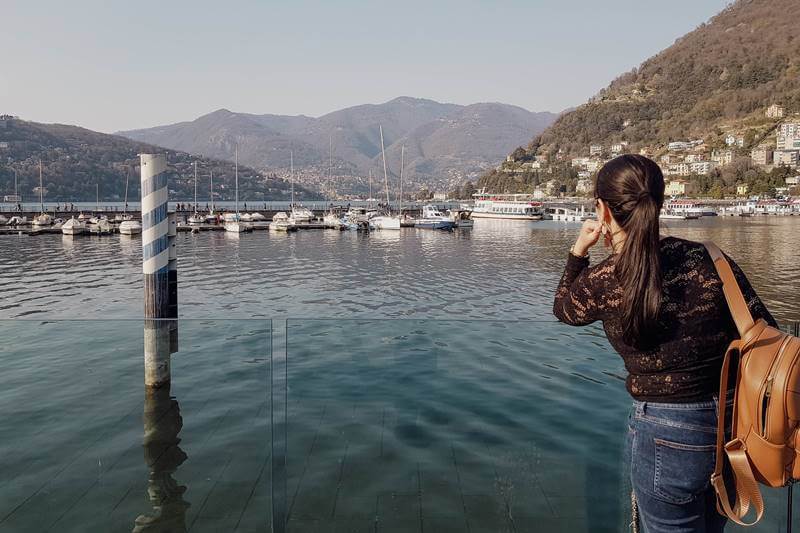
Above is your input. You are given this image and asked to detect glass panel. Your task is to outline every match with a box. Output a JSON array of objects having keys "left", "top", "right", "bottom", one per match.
[
  {"left": 283, "top": 319, "right": 800, "bottom": 532},
  {"left": 0, "top": 319, "right": 271, "bottom": 533}
]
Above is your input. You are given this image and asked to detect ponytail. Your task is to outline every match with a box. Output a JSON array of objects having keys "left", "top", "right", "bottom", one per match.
[{"left": 595, "top": 155, "right": 665, "bottom": 348}]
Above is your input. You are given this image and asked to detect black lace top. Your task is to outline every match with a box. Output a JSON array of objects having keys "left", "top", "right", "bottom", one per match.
[{"left": 553, "top": 236, "right": 776, "bottom": 402}]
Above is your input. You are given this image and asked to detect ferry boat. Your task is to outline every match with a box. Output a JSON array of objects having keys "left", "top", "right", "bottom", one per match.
[
  {"left": 664, "top": 200, "right": 717, "bottom": 217},
  {"left": 471, "top": 190, "right": 544, "bottom": 220}
]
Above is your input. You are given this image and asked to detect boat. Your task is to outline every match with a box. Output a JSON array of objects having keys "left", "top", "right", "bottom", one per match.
[
  {"left": 119, "top": 220, "right": 142, "bottom": 235},
  {"left": 471, "top": 188, "right": 544, "bottom": 220},
  {"left": 550, "top": 206, "right": 594, "bottom": 222},
  {"left": 659, "top": 209, "right": 696, "bottom": 220},
  {"left": 415, "top": 205, "right": 456, "bottom": 230},
  {"left": 77, "top": 212, "right": 90, "bottom": 222},
  {"left": 269, "top": 212, "right": 297, "bottom": 232},
  {"left": 250, "top": 212, "right": 267, "bottom": 222},
  {"left": 372, "top": 126, "right": 402, "bottom": 230},
  {"left": 0, "top": 214, "right": 7, "bottom": 225},
  {"left": 187, "top": 162, "right": 205, "bottom": 224},
  {"left": 448, "top": 209, "right": 474, "bottom": 228},
  {"left": 91, "top": 218, "right": 113, "bottom": 234},
  {"left": 323, "top": 211, "right": 343, "bottom": 229},
  {"left": 115, "top": 169, "right": 135, "bottom": 222},
  {"left": 88, "top": 215, "right": 108, "bottom": 225},
  {"left": 239, "top": 213, "right": 253, "bottom": 223},
  {"left": 665, "top": 200, "right": 717, "bottom": 217},
  {"left": 61, "top": 217, "right": 86, "bottom": 235},
  {"left": 7, "top": 216, "right": 27, "bottom": 225},
  {"left": 32, "top": 161, "right": 53, "bottom": 226},
  {"left": 287, "top": 150, "right": 313, "bottom": 223},
  {"left": 225, "top": 147, "right": 252, "bottom": 233}
]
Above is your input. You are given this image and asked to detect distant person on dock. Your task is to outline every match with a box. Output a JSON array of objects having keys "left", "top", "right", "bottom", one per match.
[{"left": 553, "top": 154, "right": 776, "bottom": 532}]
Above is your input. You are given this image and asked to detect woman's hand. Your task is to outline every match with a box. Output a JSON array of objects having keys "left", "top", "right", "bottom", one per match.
[{"left": 572, "top": 219, "right": 602, "bottom": 257}]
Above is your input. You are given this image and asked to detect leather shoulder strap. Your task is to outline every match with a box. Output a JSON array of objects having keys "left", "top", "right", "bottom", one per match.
[{"left": 703, "top": 241, "right": 755, "bottom": 337}]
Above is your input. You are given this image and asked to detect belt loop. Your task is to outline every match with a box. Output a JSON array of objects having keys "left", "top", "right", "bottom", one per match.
[{"left": 635, "top": 401, "right": 646, "bottom": 416}]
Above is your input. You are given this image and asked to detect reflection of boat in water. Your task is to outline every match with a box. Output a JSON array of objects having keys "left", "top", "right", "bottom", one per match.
[{"left": 415, "top": 205, "right": 455, "bottom": 230}]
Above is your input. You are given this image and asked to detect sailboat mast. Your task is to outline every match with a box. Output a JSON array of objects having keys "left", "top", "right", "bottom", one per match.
[
  {"left": 123, "top": 168, "right": 129, "bottom": 214},
  {"left": 329, "top": 135, "right": 332, "bottom": 201},
  {"left": 290, "top": 150, "right": 294, "bottom": 208},
  {"left": 235, "top": 147, "right": 239, "bottom": 215},
  {"left": 368, "top": 170, "right": 372, "bottom": 207},
  {"left": 210, "top": 170, "right": 214, "bottom": 212},
  {"left": 194, "top": 161, "right": 198, "bottom": 213},
  {"left": 399, "top": 145, "right": 404, "bottom": 216},
  {"left": 38, "top": 160, "right": 43, "bottom": 212},
  {"left": 14, "top": 169, "right": 18, "bottom": 197},
  {"left": 379, "top": 125, "right": 390, "bottom": 210},
  {"left": 96, "top": 183, "right": 99, "bottom": 212}
]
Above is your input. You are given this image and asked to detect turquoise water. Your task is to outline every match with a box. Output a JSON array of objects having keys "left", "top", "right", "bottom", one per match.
[
  {"left": 2, "top": 318, "right": 798, "bottom": 532},
  {"left": 2, "top": 218, "right": 800, "bottom": 531}
]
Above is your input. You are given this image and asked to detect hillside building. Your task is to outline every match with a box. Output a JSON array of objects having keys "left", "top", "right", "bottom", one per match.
[
  {"left": 610, "top": 142, "right": 628, "bottom": 154},
  {"left": 785, "top": 176, "right": 800, "bottom": 186},
  {"left": 589, "top": 144, "right": 603, "bottom": 156},
  {"left": 737, "top": 184, "right": 749, "bottom": 196},
  {"left": 773, "top": 150, "right": 799, "bottom": 168},
  {"left": 766, "top": 104, "right": 785, "bottom": 119},
  {"left": 711, "top": 149, "right": 734, "bottom": 167},
  {"left": 576, "top": 178, "right": 593, "bottom": 194},
  {"left": 690, "top": 161, "right": 716, "bottom": 175},
  {"left": 777, "top": 136, "right": 800, "bottom": 151},
  {"left": 665, "top": 179, "right": 696, "bottom": 196},
  {"left": 725, "top": 134, "right": 745, "bottom": 147},
  {"left": 751, "top": 146, "right": 774, "bottom": 166},
  {"left": 668, "top": 141, "right": 693, "bottom": 151}
]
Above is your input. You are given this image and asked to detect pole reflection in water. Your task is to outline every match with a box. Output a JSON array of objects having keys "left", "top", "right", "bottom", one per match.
[{"left": 135, "top": 320, "right": 189, "bottom": 532}]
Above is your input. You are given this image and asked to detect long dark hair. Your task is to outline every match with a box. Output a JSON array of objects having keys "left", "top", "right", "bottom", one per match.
[{"left": 595, "top": 154, "right": 665, "bottom": 347}]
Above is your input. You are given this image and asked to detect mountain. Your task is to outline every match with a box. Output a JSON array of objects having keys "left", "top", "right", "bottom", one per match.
[
  {"left": 0, "top": 116, "right": 320, "bottom": 202},
  {"left": 485, "top": 0, "right": 800, "bottom": 194},
  {"left": 117, "top": 97, "right": 557, "bottom": 194}
]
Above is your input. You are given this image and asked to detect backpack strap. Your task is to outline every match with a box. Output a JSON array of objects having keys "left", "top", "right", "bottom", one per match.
[
  {"left": 705, "top": 241, "right": 764, "bottom": 525},
  {"left": 703, "top": 241, "right": 756, "bottom": 337},
  {"left": 710, "top": 339, "right": 764, "bottom": 525}
]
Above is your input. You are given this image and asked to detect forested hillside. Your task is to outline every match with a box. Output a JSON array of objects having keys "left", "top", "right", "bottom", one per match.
[{"left": 0, "top": 117, "right": 319, "bottom": 202}]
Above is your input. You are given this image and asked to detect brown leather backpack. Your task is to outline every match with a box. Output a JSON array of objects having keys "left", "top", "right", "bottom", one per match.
[{"left": 705, "top": 242, "right": 800, "bottom": 526}]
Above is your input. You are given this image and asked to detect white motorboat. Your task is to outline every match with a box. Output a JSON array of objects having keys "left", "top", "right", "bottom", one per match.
[
  {"left": 32, "top": 213, "right": 53, "bottom": 226},
  {"left": 250, "top": 212, "right": 267, "bottom": 222},
  {"left": 91, "top": 218, "right": 113, "bottom": 234},
  {"left": 7, "top": 216, "right": 27, "bottom": 225},
  {"left": 372, "top": 215, "right": 401, "bottom": 229},
  {"left": 240, "top": 213, "right": 253, "bottom": 222},
  {"left": 448, "top": 209, "right": 474, "bottom": 228},
  {"left": 187, "top": 213, "right": 205, "bottom": 225},
  {"left": 290, "top": 206, "right": 313, "bottom": 223},
  {"left": 88, "top": 215, "right": 108, "bottom": 225},
  {"left": 550, "top": 206, "right": 594, "bottom": 222},
  {"left": 77, "top": 212, "right": 90, "bottom": 222},
  {"left": 119, "top": 220, "right": 142, "bottom": 235},
  {"left": 659, "top": 209, "right": 696, "bottom": 220},
  {"left": 114, "top": 213, "right": 134, "bottom": 222},
  {"left": 415, "top": 205, "right": 456, "bottom": 230},
  {"left": 0, "top": 214, "right": 7, "bottom": 225},
  {"left": 269, "top": 212, "right": 297, "bottom": 232},
  {"left": 61, "top": 217, "right": 86, "bottom": 235},
  {"left": 323, "top": 212, "right": 343, "bottom": 229}
]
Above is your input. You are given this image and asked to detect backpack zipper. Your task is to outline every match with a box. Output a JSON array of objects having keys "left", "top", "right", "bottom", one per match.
[{"left": 759, "top": 336, "right": 793, "bottom": 437}]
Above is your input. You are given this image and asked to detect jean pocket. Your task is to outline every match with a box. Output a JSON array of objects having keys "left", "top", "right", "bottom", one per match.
[{"left": 653, "top": 438, "right": 716, "bottom": 505}]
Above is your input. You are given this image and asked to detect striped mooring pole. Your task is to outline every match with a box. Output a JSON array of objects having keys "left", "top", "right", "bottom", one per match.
[{"left": 141, "top": 153, "right": 178, "bottom": 388}]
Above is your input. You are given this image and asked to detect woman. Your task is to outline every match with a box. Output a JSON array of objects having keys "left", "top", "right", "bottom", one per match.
[{"left": 553, "top": 154, "right": 776, "bottom": 532}]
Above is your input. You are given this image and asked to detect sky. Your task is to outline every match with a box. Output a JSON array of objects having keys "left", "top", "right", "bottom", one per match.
[{"left": 2, "top": 0, "right": 730, "bottom": 133}]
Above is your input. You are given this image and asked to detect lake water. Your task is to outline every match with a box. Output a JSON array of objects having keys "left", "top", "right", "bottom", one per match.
[{"left": 1, "top": 217, "right": 799, "bottom": 532}]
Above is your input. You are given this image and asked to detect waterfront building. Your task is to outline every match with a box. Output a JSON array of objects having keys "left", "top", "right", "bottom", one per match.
[
  {"left": 773, "top": 150, "right": 799, "bottom": 168},
  {"left": 767, "top": 104, "right": 785, "bottom": 119},
  {"left": 752, "top": 146, "right": 774, "bottom": 166},
  {"left": 665, "top": 179, "right": 696, "bottom": 196},
  {"left": 785, "top": 176, "right": 800, "bottom": 186},
  {"left": 432, "top": 192, "right": 447, "bottom": 201},
  {"left": 571, "top": 157, "right": 591, "bottom": 168}
]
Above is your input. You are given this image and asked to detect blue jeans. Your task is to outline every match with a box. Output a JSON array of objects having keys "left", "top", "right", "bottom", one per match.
[{"left": 627, "top": 397, "right": 732, "bottom": 533}]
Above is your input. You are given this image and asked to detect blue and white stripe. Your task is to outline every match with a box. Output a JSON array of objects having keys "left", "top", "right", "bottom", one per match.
[{"left": 140, "top": 154, "right": 170, "bottom": 275}]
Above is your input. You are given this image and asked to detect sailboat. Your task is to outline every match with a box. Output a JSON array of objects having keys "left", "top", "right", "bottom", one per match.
[
  {"left": 115, "top": 168, "right": 135, "bottom": 221},
  {"left": 371, "top": 126, "right": 401, "bottom": 230},
  {"left": 62, "top": 216, "right": 86, "bottom": 235},
  {"left": 88, "top": 184, "right": 107, "bottom": 225},
  {"left": 224, "top": 147, "right": 251, "bottom": 233},
  {"left": 32, "top": 161, "right": 53, "bottom": 226},
  {"left": 187, "top": 161, "right": 204, "bottom": 225},
  {"left": 205, "top": 170, "right": 219, "bottom": 223},
  {"left": 323, "top": 135, "right": 343, "bottom": 229},
  {"left": 118, "top": 168, "right": 142, "bottom": 235},
  {"left": 288, "top": 151, "right": 313, "bottom": 223}
]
